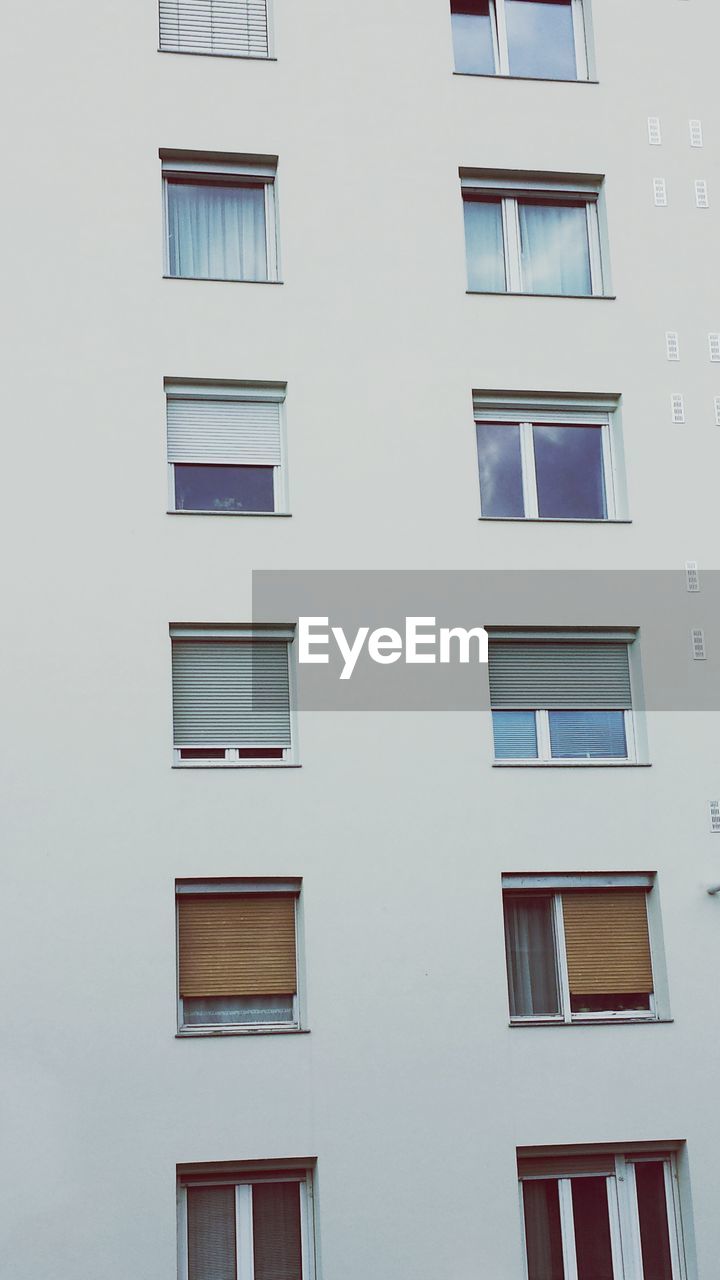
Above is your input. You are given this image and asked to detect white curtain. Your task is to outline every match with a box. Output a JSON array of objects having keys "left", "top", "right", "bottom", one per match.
[
  {"left": 504, "top": 895, "right": 560, "bottom": 1016},
  {"left": 167, "top": 181, "right": 267, "bottom": 280},
  {"left": 464, "top": 198, "right": 506, "bottom": 291},
  {"left": 519, "top": 202, "right": 591, "bottom": 295}
]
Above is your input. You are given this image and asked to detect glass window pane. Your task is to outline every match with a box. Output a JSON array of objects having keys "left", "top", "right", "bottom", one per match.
[
  {"left": 504, "top": 895, "right": 561, "bottom": 1017},
  {"left": 252, "top": 1182, "right": 303, "bottom": 1280},
  {"left": 635, "top": 1162, "right": 674, "bottom": 1280},
  {"left": 549, "top": 711, "right": 627, "bottom": 759},
  {"left": 174, "top": 464, "right": 275, "bottom": 513},
  {"left": 477, "top": 424, "right": 524, "bottom": 516},
  {"left": 187, "top": 1186, "right": 237, "bottom": 1280},
  {"left": 464, "top": 199, "right": 506, "bottom": 291},
  {"left": 167, "top": 180, "right": 268, "bottom": 280},
  {"left": 519, "top": 202, "right": 591, "bottom": 296},
  {"left": 492, "top": 710, "right": 538, "bottom": 758},
  {"left": 571, "top": 1178, "right": 614, "bottom": 1280},
  {"left": 533, "top": 426, "right": 607, "bottom": 519},
  {"left": 505, "top": 0, "right": 577, "bottom": 80},
  {"left": 523, "top": 1180, "right": 565, "bottom": 1280},
  {"left": 451, "top": 0, "right": 496, "bottom": 74},
  {"left": 183, "top": 995, "right": 295, "bottom": 1026},
  {"left": 570, "top": 991, "right": 651, "bottom": 1014}
]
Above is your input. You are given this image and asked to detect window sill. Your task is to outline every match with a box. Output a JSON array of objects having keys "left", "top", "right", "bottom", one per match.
[
  {"left": 453, "top": 71, "right": 598, "bottom": 85},
  {"left": 493, "top": 761, "right": 651, "bottom": 769},
  {"left": 509, "top": 1018, "right": 672, "bottom": 1028},
  {"left": 479, "top": 517, "right": 631, "bottom": 525},
  {"left": 173, "top": 762, "right": 301, "bottom": 770},
  {"left": 162, "top": 275, "right": 284, "bottom": 285},
  {"left": 177, "top": 1027, "right": 309, "bottom": 1038},
  {"left": 158, "top": 49, "right": 277, "bottom": 62},
  {"left": 466, "top": 290, "right": 616, "bottom": 300},
  {"left": 167, "top": 510, "right": 292, "bottom": 518}
]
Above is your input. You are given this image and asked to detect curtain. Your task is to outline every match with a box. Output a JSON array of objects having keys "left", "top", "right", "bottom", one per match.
[
  {"left": 464, "top": 199, "right": 506, "bottom": 291},
  {"left": 252, "top": 1183, "right": 303, "bottom": 1280},
  {"left": 167, "top": 181, "right": 267, "bottom": 280},
  {"left": 187, "top": 1186, "right": 237, "bottom": 1280},
  {"left": 504, "top": 895, "right": 560, "bottom": 1016},
  {"left": 523, "top": 1180, "right": 565, "bottom": 1280},
  {"left": 519, "top": 202, "right": 591, "bottom": 295}
]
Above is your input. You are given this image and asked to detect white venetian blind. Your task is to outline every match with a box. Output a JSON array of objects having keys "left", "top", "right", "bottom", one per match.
[
  {"left": 159, "top": 0, "right": 269, "bottom": 57},
  {"left": 167, "top": 396, "right": 282, "bottom": 465},
  {"left": 172, "top": 639, "right": 291, "bottom": 746},
  {"left": 489, "top": 642, "right": 632, "bottom": 709}
]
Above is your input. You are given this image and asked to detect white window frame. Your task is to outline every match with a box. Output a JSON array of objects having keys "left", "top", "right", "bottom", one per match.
[
  {"left": 475, "top": 406, "right": 617, "bottom": 521},
  {"left": 177, "top": 1172, "right": 316, "bottom": 1280},
  {"left": 503, "top": 874, "right": 658, "bottom": 1025},
  {"left": 494, "top": 706, "right": 636, "bottom": 764},
  {"left": 165, "top": 381, "right": 289, "bottom": 515},
  {"left": 175, "top": 879, "right": 303, "bottom": 1035},
  {"left": 453, "top": 0, "right": 589, "bottom": 81},
  {"left": 170, "top": 624, "right": 298, "bottom": 768},
  {"left": 161, "top": 153, "right": 279, "bottom": 282},
  {"left": 462, "top": 173, "right": 605, "bottom": 296},
  {"left": 518, "top": 1153, "right": 686, "bottom": 1280}
]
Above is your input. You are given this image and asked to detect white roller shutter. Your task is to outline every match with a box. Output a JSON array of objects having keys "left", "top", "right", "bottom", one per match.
[
  {"left": 159, "top": 0, "right": 269, "bottom": 58},
  {"left": 167, "top": 396, "right": 282, "bottom": 465}
]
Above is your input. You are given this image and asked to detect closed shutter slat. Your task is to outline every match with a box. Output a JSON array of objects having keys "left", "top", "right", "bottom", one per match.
[
  {"left": 159, "top": 0, "right": 269, "bottom": 56},
  {"left": 179, "top": 896, "right": 297, "bottom": 996},
  {"left": 518, "top": 1154, "right": 615, "bottom": 1179},
  {"left": 172, "top": 640, "right": 291, "bottom": 746},
  {"left": 489, "top": 642, "right": 632, "bottom": 708},
  {"left": 562, "top": 891, "right": 653, "bottom": 995},
  {"left": 167, "top": 397, "right": 281, "bottom": 464}
]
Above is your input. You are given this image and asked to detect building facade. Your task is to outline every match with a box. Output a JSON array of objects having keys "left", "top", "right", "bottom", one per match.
[{"left": 3, "top": 0, "right": 720, "bottom": 1276}]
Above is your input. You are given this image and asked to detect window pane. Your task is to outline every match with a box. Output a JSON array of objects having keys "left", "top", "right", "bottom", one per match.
[
  {"left": 252, "top": 1182, "right": 303, "bottom": 1280},
  {"left": 635, "top": 1162, "right": 674, "bottom": 1280},
  {"left": 492, "top": 710, "right": 538, "bottom": 758},
  {"left": 533, "top": 426, "right": 607, "bottom": 519},
  {"left": 518, "top": 202, "right": 591, "bottom": 296},
  {"left": 571, "top": 1177, "right": 614, "bottom": 1280},
  {"left": 504, "top": 895, "right": 561, "bottom": 1017},
  {"left": 477, "top": 424, "right": 524, "bottom": 516},
  {"left": 183, "top": 995, "right": 295, "bottom": 1026},
  {"left": 187, "top": 1186, "right": 237, "bottom": 1280},
  {"left": 549, "top": 711, "right": 627, "bottom": 759},
  {"left": 505, "top": 0, "right": 577, "bottom": 80},
  {"left": 570, "top": 991, "right": 651, "bottom": 1015},
  {"left": 451, "top": 0, "right": 496, "bottom": 74},
  {"left": 464, "top": 199, "right": 506, "bottom": 291},
  {"left": 174, "top": 464, "right": 275, "bottom": 513},
  {"left": 523, "top": 1180, "right": 565, "bottom": 1280},
  {"left": 167, "top": 181, "right": 268, "bottom": 280}
]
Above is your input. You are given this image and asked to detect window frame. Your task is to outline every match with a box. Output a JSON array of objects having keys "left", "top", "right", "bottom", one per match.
[
  {"left": 493, "top": 706, "right": 636, "bottom": 764},
  {"left": 462, "top": 172, "right": 606, "bottom": 297},
  {"left": 175, "top": 879, "right": 304, "bottom": 1035},
  {"left": 452, "top": 0, "right": 589, "bottom": 81},
  {"left": 165, "top": 380, "right": 289, "bottom": 516},
  {"left": 503, "top": 876, "right": 659, "bottom": 1026},
  {"left": 161, "top": 152, "right": 280, "bottom": 283},
  {"left": 518, "top": 1153, "right": 687, "bottom": 1280},
  {"left": 170, "top": 624, "right": 298, "bottom": 768},
  {"left": 177, "top": 1169, "right": 316, "bottom": 1280}
]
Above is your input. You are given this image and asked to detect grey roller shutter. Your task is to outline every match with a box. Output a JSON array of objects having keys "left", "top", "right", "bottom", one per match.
[
  {"left": 159, "top": 0, "right": 269, "bottom": 57},
  {"left": 167, "top": 397, "right": 282, "bottom": 465},
  {"left": 489, "top": 642, "right": 632, "bottom": 709},
  {"left": 172, "top": 640, "right": 291, "bottom": 746}
]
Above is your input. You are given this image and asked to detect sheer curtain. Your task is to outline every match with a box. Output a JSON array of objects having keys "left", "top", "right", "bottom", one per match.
[
  {"left": 463, "top": 198, "right": 506, "bottom": 291},
  {"left": 167, "top": 181, "right": 268, "bottom": 280},
  {"left": 519, "top": 202, "right": 591, "bottom": 295},
  {"left": 504, "top": 895, "right": 560, "bottom": 1016}
]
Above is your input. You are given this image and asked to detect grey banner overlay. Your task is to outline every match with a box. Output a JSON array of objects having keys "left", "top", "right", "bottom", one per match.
[{"left": 252, "top": 571, "right": 720, "bottom": 711}]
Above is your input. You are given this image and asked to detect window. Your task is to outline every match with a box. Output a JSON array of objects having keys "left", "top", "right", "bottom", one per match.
[
  {"left": 159, "top": 0, "right": 271, "bottom": 58},
  {"left": 475, "top": 394, "right": 622, "bottom": 520},
  {"left": 518, "top": 1148, "right": 687, "bottom": 1280},
  {"left": 451, "top": 0, "right": 589, "bottom": 80},
  {"left": 166, "top": 382, "right": 287, "bottom": 514},
  {"left": 177, "top": 1163, "right": 316, "bottom": 1280},
  {"left": 488, "top": 630, "right": 638, "bottom": 762},
  {"left": 502, "top": 874, "right": 661, "bottom": 1023},
  {"left": 176, "top": 880, "right": 301, "bottom": 1032},
  {"left": 171, "top": 625, "right": 295, "bottom": 765},
  {"left": 162, "top": 152, "right": 279, "bottom": 282},
  {"left": 462, "top": 172, "right": 605, "bottom": 296}
]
